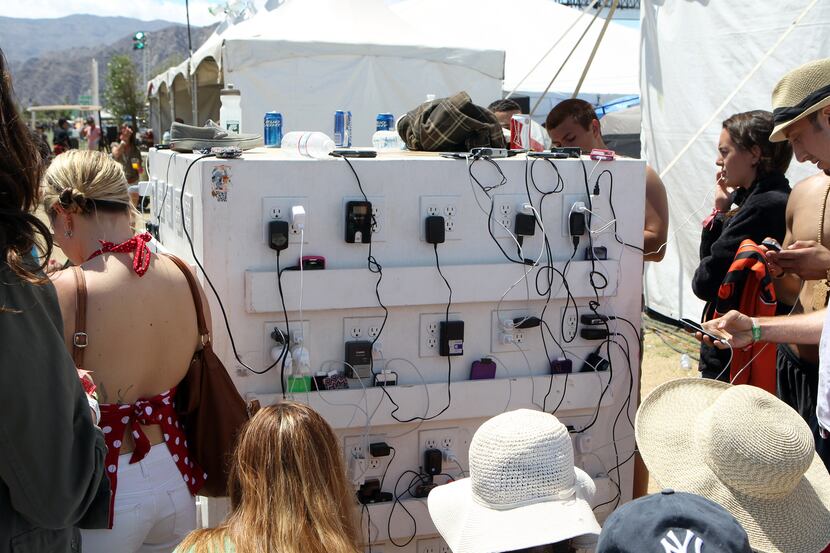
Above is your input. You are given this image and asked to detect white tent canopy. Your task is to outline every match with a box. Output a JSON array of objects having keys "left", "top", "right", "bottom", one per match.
[
  {"left": 148, "top": 0, "right": 505, "bottom": 145},
  {"left": 641, "top": 0, "right": 830, "bottom": 321},
  {"left": 390, "top": 0, "right": 640, "bottom": 116}
]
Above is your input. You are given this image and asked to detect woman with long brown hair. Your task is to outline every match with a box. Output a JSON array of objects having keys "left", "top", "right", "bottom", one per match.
[
  {"left": 175, "top": 402, "right": 362, "bottom": 553},
  {"left": 0, "top": 47, "right": 110, "bottom": 548}
]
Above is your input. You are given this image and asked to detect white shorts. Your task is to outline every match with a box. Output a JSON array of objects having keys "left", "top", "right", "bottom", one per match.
[{"left": 81, "top": 442, "right": 197, "bottom": 553}]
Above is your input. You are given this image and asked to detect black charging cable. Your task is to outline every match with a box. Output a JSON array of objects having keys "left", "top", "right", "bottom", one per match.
[{"left": 178, "top": 153, "right": 285, "bottom": 376}]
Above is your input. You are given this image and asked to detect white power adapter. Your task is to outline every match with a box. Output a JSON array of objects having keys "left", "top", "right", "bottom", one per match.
[{"left": 291, "top": 205, "right": 306, "bottom": 230}]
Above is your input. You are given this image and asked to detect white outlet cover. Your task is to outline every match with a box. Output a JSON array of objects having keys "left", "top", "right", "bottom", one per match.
[
  {"left": 419, "top": 312, "right": 461, "bottom": 357},
  {"left": 490, "top": 309, "right": 534, "bottom": 353}
]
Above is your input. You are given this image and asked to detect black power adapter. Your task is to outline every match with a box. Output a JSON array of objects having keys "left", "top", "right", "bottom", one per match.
[
  {"left": 423, "top": 448, "right": 443, "bottom": 476},
  {"left": 439, "top": 320, "right": 464, "bottom": 356},
  {"left": 268, "top": 220, "right": 290, "bottom": 251},
  {"left": 515, "top": 211, "right": 536, "bottom": 236},
  {"left": 426, "top": 215, "right": 446, "bottom": 244}
]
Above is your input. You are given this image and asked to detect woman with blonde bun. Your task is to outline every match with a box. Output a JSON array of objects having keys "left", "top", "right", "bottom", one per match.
[
  {"left": 43, "top": 149, "right": 212, "bottom": 552},
  {"left": 175, "top": 401, "right": 362, "bottom": 553}
]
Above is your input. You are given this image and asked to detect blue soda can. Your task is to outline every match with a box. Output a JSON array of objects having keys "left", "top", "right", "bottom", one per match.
[
  {"left": 264, "top": 112, "right": 283, "bottom": 147},
  {"left": 376, "top": 113, "right": 394, "bottom": 131},
  {"left": 334, "top": 110, "right": 352, "bottom": 147}
]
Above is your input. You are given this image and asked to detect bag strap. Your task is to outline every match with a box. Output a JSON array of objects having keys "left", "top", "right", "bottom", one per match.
[
  {"left": 71, "top": 266, "right": 88, "bottom": 367},
  {"left": 163, "top": 254, "right": 210, "bottom": 344}
]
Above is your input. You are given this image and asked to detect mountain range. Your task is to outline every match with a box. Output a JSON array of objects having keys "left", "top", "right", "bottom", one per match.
[{"left": 4, "top": 15, "right": 217, "bottom": 109}]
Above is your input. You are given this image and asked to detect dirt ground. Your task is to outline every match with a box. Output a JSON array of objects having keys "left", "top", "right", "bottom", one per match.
[{"left": 640, "top": 315, "right": 700, "bottom": 492}]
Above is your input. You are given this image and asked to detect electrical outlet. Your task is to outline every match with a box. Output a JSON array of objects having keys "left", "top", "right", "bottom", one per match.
[
  {"left": 562, "top": 193, "right": 590, "bottom": 237},
  {"left": 148, "top": 178, "right": 158, "bottom": 217},
  {"left": 490, "top": 309, "right": 534, "bottom": 353},
  {"left": 492, "top": 194, "right": 526, "bottom": 238},
  {"left": 262, "top": 319, "right": 310, "bottom": 366},
  {"left": 344, "top": 434, "right": 387, "bottom": 483},
  {"left": 173, "top": 188, "right": 183, "bottom": 236},
  {"left": 418, "top": 428, "right": 460, "bottom": 463},
  {"left": 343, "top": 316, "right": 386, "bottom": 343},
  {"left": 164, "top": 183, "right": 174, "bottom": 225},
  {"left": 420, "top": 195, "right": 461, "bottom": 241},
  {"left": 560, "top": 306, "right": 579, "bottom": 342},
  {"left": 183, "top": 192, "right": 194, "bottom": 235},
  {"left": 262, "top": 196, "right": 308, "bottom": 244},
  {"left": 342, "top": 196, "right": 386, "bottom": 242},
  {"left": 417, "top": 538, "right": 450, "bottom": 553},
  {"left": 419, "top": 312, "right": 460, "bottom": 357}
]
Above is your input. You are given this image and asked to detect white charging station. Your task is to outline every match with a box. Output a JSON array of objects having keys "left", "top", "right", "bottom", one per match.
[{"left": 148, "top": 148, "right": 646, "bottom": 553}]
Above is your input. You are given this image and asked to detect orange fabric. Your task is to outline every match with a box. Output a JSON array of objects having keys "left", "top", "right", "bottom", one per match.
[{"left": 711, "top": 240, "right": 777, "bottom": 393}]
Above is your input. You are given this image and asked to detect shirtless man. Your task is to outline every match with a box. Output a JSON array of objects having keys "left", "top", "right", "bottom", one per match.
[
  {"left": 545, "top": 99, "right": 669, "bottom": 262},
  {"left": 546, "top": 99, "right": 670, "bottom": 497},
  {"left": 763, "top": 172, "right": 830, "bottom": 466}
]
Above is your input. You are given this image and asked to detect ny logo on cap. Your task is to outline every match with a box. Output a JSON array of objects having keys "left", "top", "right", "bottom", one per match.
[{"left": 661, "top": 529, "right": 703, "bottom": 553}]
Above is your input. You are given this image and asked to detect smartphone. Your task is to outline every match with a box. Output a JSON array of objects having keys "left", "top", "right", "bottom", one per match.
[
  {"left": 470, "top": 147, "right": 509, "bottom": 158},
  {"left": 551, "top": 147, "right": 582, "bottom": 158},
  {"left": 528, "top": 151, "right": 568, "bottom": 159},
  {"left": 331, "top": 149, "right": 377, "bottom": 158},
  {"left": 761, "top": 238, "right": 782, "bottom": 252},
  {"left": 440, "top": 152, "right": 469, "bottom": 159},
  {"left": 589, "top": 148, "right": 616, "bottom": 161},
  {"left": 679, "top": 318, "right": 724, "bottom": 343}
]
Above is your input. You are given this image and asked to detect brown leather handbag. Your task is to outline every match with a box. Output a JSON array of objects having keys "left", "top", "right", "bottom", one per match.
[{"left": 166, "top": 255, "right": 257, "bottom": 497}]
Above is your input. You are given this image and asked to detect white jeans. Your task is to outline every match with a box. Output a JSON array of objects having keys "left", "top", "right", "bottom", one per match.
[{"left": 81, "top": 443, "right": 197, "bottom": 553}]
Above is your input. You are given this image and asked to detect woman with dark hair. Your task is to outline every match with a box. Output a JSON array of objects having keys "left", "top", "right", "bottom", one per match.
[
  {"left": 692, "top": 110, "right": 794, "bottom": 380},
  {"left": 0, "top": 48, "right": 110, "bottom": 549}
]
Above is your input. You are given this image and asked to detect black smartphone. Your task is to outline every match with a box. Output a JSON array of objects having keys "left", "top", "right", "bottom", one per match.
[
  {"left": 551, "top": 147, "right": 582, "bottom": 158},
  {"left": 679, "top": 318, "right": 724, "bottom": 343},
  {"left": 331, "top": 149, "right": 377, "bottom": 158},
  {"left": 761, "top": 238, "right": 782, "bottom": 252},
  {"left": 528, "top": 151, "right": 568, "bottom": 159}
]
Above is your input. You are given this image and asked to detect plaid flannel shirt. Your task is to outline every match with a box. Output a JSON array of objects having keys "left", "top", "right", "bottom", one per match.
[{"left": 397, "top": 91, "right": 507, "bottom": 152}]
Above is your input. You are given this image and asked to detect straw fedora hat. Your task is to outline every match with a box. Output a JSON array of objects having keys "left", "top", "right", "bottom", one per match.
[
  {"left": 636, "top": 378, "right": 830, "bottom": 553},
  {"left": 427, "top": 409, "right": 600, "bottom": 553},
  {"left": 770, "top": 58, "right": 830, "bottom": 142}
]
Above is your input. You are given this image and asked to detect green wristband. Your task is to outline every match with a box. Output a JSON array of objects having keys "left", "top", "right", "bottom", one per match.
[{"left": 751, "top": 318, "right": 761, "bottom": 343}]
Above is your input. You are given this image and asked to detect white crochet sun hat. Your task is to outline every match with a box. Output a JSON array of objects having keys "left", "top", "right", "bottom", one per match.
[
  {"left": 636, "top": 378, "right": 830, "bottom": 553},
  {"left": 427, "top": 409, "right": 600, "bottom": 553}
]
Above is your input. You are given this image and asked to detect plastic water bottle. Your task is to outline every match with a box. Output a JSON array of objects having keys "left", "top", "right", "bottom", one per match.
[
  {"left": 371, "top": 130, "right": 401, "bottom": 151},
  {"left": 280, "top": 131, "right": 335, "bottom": 159},
  {"left": 680, "top": 353, "right": 692, "bottom": 371},
  {"left": 219, "top": 84, "right": 242, "bottom": 133}
]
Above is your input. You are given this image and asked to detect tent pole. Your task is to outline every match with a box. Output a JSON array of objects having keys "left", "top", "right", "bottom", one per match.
[
  {"left": 571, "top": 0, "right": 619, "bottom": 99},
  {"left": 657, "top": 0, "right": 820, "bottom": 180},
  {"left": 528, "top": 4, "right": 603, "bottom": 117},
  {"left": 506, "top": 0, "right": 598, "bottom": 100}
]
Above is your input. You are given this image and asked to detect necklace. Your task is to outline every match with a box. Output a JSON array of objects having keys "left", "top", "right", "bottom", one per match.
[
  {"left": 86, "top": 232, "right": 153, "bottom": 276},
  {"left": 811, "top": 181, "right": 830, "bottom": 310}
]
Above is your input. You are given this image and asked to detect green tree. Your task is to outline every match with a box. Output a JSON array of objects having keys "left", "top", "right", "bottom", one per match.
[{"left": 105, "top": 54, "right": 145, "bottom": 130}]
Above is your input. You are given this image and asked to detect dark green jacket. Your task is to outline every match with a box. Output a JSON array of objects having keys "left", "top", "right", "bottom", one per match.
[{"left": 0, "top": 259, "right": 110, "bottom": 552}]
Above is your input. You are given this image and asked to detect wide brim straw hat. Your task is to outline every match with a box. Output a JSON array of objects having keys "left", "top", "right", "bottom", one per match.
[
  {"left": 636, "top": 378, "right": 830, "bottom": 553},
  {"left": 428, "top": 409, "right": 600, "bottom": 553},
  {"left": 770, "top": 58, "right": 830, "bottom": 142}
]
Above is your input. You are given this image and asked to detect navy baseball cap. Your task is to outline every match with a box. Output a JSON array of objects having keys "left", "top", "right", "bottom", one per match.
[{"left": 596, "top": 489, "right": 751, "bottom": 553}]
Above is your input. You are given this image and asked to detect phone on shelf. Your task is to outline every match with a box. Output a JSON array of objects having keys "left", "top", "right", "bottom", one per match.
[
  {"left": 679, "top": 318, "right": 725, "bottom": 343},
  {"left": 330, "top": 149, "right": 377, "bottom": 158},
  {"left": 528, "top": 151, "right": 568, "bottom": 159}
]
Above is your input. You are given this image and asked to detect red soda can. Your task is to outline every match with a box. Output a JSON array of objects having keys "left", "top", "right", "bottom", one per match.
[{"left": 509, "top": 114, "right": 531, "bottom": 150}]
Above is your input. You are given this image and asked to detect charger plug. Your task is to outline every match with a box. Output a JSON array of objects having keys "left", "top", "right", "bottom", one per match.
[
  {"left": 291, "top": 205, "right": 306, "bottom": 229},
  {"left": 290, "top": 345, "right": 310, "bottom": 373},
  {"left": 425, "top": 215, "right": 446, "bottom": 244}
]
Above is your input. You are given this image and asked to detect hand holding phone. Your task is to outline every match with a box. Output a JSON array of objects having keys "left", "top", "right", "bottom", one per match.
[{"left": 679, "top": 318, "right": 725, "bottom": 344}]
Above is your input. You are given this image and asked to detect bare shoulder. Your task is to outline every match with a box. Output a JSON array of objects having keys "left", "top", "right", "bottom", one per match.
[
  {"left": 49, "top": 268, "right": 77, "bottom": 311},
  {"left": 644, "top": 164, "right": 666, "bottom": 192},
  {"left": 790, "top": 172, "right": 830, "bottom": 203}
]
